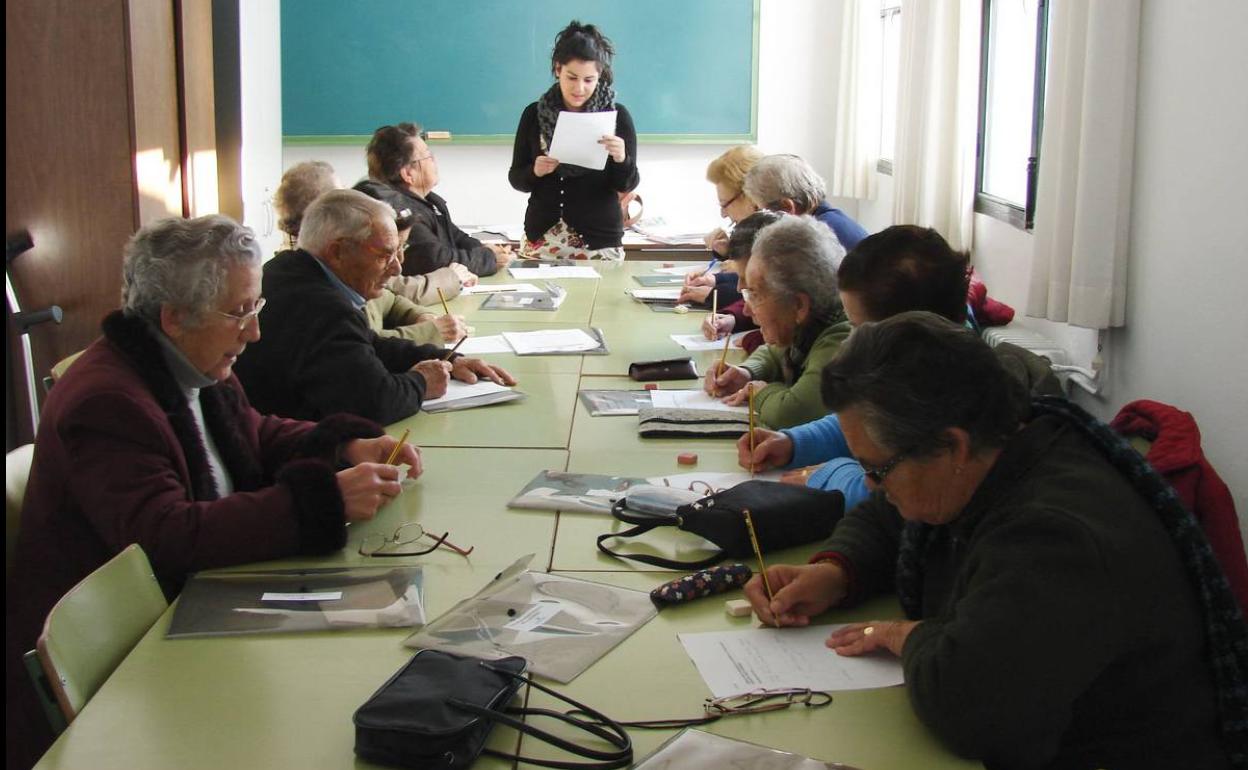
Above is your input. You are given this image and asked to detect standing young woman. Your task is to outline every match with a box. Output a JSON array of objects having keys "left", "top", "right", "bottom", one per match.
[{"left": 509, "top": 21, "right": 639, "bottom": 260}]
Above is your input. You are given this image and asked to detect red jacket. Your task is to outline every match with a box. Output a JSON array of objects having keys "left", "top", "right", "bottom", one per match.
[{"left": 1111, "top": 399, "right": 1248, "bottom": 615}]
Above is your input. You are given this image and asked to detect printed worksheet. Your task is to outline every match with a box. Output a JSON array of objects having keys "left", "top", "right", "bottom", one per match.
[
  {"left": 549, "top": 109, "right": 617, "bottom": 169},
  {"left": 678, "top": 624, "right": 904, "bottom": 697},
  {"left": 669, "top": 332, "right": 748, "bottom": 351},
  {"left": 649, "top": 389, "right": 748, "bottom": 414}
]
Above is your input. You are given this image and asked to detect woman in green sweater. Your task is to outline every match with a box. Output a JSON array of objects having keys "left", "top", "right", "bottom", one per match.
[{"left": 702, "top": 215, "right": 850, "bottom": 429}]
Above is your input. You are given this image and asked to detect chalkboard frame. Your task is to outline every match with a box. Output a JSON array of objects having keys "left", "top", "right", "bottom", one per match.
[{"left": 280, "top": 0, "right": 760, "bottom": 146}]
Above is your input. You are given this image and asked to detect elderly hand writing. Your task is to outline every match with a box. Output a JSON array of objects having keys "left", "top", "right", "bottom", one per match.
[
  {"left": 449, "top": 263, "right": 479, "bottom": 288},
  {"left": 450, "top": 357, "right": 517, "bottom": 387},
  {"left": 489, "top": 243, "right": 515, "bottom": 270},
  {"left": 412, "top": 359, "right": 452, "bottom": 398},
  {"left": 703, "top": 362, "right": 751, "bottom": 398},
  {"left": 744, "top": 562, "right": 848, "bottom": 627},
  {"left": 702, "top": 312, "right": 735, "bottom": 340},
  {"left": 737, "top": 427, "right": 793, "bottom": 472},
  {"left": 432, "top": 314, "right": 467, "bottom": 342},
  {"left": 704, "top": 227, "right": 730, "bottom": 256},
  {"left": 722, "top": 379, "right": 766, "bottom": 406},
  {"left": 679, "top": 284, "right": 714, "bottom": 304},
  {"left": 826, "top": 621, "right": 920, "bottom": 658},
  {"left": 335, "top": 463, "right": 404, "bottom": 522}
]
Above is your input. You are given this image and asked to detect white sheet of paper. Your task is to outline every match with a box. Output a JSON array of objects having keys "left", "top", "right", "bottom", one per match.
[
  {"left": 651, "top": 265, "right": 707, "bottom": 276},
  {"left": 420, "top": 380, "right": 512, "bottom": 407},
  {"left": 463, "top": 224, "right": 526, "bottom": 241},
  {"left": 548, "top": 110, "right": 617, "bottom": 170},
  {"left": 460, "top": 283, "right": 541, "bottom": 295},
  {"left": 630, "top": 288, "right": 683, "bottom": 301},
  {"left": 502, "top": 328, "right": 600, "bottom": 354},
  {"left": 649, "top": 389, "right": 748, "bottom": 414},
  {"left": 450, "top": 335, "right": 513, "bottom": 355},
  {"left": 508, "top": 264, "right": 601, "bottom": 279},
  {"left": 678, "top": 624, "right": 905, "bottom": 697},
  {"left": 669, "top": 332, "right": 748, "bottom": 351},
  {"left": 260, "top": 591, "right": 342, "bottom": 602}
]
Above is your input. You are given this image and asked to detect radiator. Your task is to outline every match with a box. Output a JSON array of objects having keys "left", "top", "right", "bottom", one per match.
[{"left": 981, "top": 324, "right": 1101, "bottom": 394}]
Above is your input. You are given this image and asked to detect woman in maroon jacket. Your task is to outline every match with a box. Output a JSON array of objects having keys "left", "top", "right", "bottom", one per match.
[{"left": 6, "top": 215, "right": 420, "bottom": 767}]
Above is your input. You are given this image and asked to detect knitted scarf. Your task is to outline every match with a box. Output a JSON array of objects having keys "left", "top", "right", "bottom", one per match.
[
  {"left": 896, "top": 396, "right": 1248, "bottom": 766},
  {"left": 536, "top": 80, "right": 617, "bottom": 177}
]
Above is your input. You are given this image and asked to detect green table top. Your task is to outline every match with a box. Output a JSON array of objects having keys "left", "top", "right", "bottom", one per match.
[{"left": 33, "top": 264, "right": 983, "bottom": 770}]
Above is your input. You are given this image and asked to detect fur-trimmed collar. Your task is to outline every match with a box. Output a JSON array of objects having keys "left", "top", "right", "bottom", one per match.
[{"left": 100, "top": 310, "right": 265, "bottom": 498}]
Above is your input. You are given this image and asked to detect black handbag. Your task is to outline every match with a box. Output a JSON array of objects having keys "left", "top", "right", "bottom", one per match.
[
  {"left": 354, "top": 650, "right": 632, "bottom": 769},
  {"left": 598, "top": 480, "right": 844, "bottom": 569}
]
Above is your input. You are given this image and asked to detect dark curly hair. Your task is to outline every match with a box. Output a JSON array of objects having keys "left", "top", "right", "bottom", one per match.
[
  {"left": 551, "top": 20, "right": 615, "bottom": 85},
  {"left": 365, "top": 122, "right": 425, "bottom": 186},
  {"left": 836, "top": 225, "right": 970, "bottom": 324}
]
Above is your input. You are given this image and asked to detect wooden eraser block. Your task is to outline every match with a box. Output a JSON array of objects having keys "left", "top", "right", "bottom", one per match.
[
  {"left": 662, "top": 262, "right": 675, "bottom": 268},
  {"left": 644, "top": 383, "right": 658, "bottom": 390},
  {"left": 425, "top": 130, "right": 452, "bottom": 140},
  {"left": 725, "top": 599, "right": 752, "bottom": 617},
  {"left": 677, "top": 452, "right": 698, "bottom": 465}
]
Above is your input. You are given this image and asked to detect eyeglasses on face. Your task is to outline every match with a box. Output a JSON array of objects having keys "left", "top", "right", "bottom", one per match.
[
  {"left": 718, "top": 191, "right": 742, "bottom": 212},
  {"left": 408, "top": 152, "right": 434, "bottom": 168},
  {"left": 859, "top": 448, "right": 913, "bottom": 484},
  {"left": 739, "top": 287, "right": 769, "bottom": 306},
  {"left": 358, "top": 521, "right": 473, "bottom": 558},
  {"left": 212, "top": 297, "right": 266, "bottom": 330}
]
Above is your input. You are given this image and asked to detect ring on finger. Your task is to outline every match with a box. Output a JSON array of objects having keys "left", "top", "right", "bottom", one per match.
[{"left": 862, "top": 626, "right": 875, "bottom": 637}]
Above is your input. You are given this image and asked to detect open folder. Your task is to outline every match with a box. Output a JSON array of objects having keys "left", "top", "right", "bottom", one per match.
[
  {"left": 167, "top": 566, "right": 425, "bottom": 638},
  {"left": 402, "top": 554, "right": 656, "bottom": 682}
]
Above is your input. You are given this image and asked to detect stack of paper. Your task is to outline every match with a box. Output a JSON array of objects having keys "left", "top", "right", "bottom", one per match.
[
  {"left": 630, "top": 217, "right": 715, "bottom": 245},
  {"left": 669, "top": 332, "right": 748, "bottom": 351},
  {"left": 420, "top": 380, "right": 523, "bottom": 413},
  {"left": 502, "top": 328, "right": 603, "bottom": 355},
  {"left": 628, "top": 288, "right": 683, "bottom": 302},
  {"left": 649, "top": 389, "right": 748, "bottom": 414}
]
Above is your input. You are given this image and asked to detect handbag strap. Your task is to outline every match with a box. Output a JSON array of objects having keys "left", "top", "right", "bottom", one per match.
[
  {"left": 596, "top": 524, "right": 726, "bottom": 570},
  {"left": 450, "top": 664, "right": 632, "bottom": 770}
]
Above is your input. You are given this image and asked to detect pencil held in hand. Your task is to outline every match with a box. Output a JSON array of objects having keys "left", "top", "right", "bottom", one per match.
[
  {"left": 711, "top": 288, "right": 718, "bottom": 318},
  {"left": 747, "top": 387, "right": 756, "bottom": 476},
  {"left": 384, "top": 428, "right": 411, "bottom": 465},
  {"left": 443, "top": 335, "right": 468, "bottom": 360},
  {"left": 436, "top": 287, "right": 451, "bottom": 316},
  {"left": 743, "top": 508, "right": 774, "bottom": 605}
]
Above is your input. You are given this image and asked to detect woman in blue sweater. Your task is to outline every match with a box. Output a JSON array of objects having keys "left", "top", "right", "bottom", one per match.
[{"left": 739, "top": 225, "right": 1060, "bottom": 506}]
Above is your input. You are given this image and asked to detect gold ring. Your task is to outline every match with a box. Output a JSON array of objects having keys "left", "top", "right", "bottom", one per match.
[{"left": 862, "top": 626, "right": 875, "bottom": 636}]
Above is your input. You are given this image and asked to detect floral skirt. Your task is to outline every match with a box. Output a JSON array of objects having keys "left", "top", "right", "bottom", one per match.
[{"left": 520, "top": 220, "right": 624, "bottom": 261}]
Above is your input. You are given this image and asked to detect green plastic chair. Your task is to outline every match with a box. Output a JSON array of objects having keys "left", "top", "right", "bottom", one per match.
[{"left": 34, "top": 543, "right": 168, "bottom": 723}]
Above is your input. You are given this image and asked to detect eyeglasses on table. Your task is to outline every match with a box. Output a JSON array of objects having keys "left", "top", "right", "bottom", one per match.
[{"left": 358, "top": 522, "right": 473, "bottom": 557}]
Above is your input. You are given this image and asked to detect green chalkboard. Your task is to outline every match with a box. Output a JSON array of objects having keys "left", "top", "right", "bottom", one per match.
[{"left": 280, "top": 0, "right": 758, "bottom": 144}]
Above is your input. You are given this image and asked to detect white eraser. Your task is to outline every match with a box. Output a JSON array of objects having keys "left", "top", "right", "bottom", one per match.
[{"left": 725, "top": 599, "right": 752, "bottom": 617}]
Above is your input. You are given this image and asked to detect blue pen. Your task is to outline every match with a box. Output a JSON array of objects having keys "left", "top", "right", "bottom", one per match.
[{"left": 700, "top": 257, "right": 719, "bottom": 277}]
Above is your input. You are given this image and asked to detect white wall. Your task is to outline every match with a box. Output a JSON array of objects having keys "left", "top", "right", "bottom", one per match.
[
  {"left": 282, "top": 0, "right": 851, "bottom": 230},
  {"left": 238, "top": 1, "right": 284, "bottom": 257}
]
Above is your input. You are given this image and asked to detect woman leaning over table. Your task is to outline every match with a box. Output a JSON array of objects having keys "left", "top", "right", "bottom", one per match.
[
  {"left": 679, "top": 145, "right": 764, "bottom": 306},
  {"left": 744, "top": 312, "right": 1247, "bottom": 770},
  {"left": 6, "top": 215, "right": 423, "bottom": 764},
  {"left": 509, "top": 20, "right": 639, "bottom": 260},
  {"left": 703, "top": 215, "right": 850, "bottom": 429}
]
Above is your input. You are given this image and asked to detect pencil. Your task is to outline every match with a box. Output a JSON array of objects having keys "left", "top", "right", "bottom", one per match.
[
  {"left": 443, "top": 335, "right": 468, "bottom": 360},
  {"left": 743, "top": 508, "right": 774, "bottom": 605},
  {"left": 711, "top": 288, "right": 718, "bottom": 318},
  {"left": 384, "top": 428, "right": 410, "bottom": 465},
  {"left": 436, "top": 287, "right": 451, "bottom": 316},
  {"left": 748, "top": 386, "right": 756, "bottom": 477}
]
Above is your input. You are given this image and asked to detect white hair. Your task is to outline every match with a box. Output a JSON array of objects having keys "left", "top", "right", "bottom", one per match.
[
  {"left": 297, "top": 189, "right": 395, "bottom": 256},
  {"left": 744, "top": 154, "right": 827, "bottom": 213},
  {"left": 751, "top": 215, "right": 845, "bottom": 319}
]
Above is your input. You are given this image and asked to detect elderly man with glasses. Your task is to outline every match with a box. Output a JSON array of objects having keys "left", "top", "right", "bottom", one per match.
[
  {"left": 235, "top": 189, "right": 513, "bottom": 425},
  {"left": 354, "top": 122, "right": 513, "bottom": 278}
]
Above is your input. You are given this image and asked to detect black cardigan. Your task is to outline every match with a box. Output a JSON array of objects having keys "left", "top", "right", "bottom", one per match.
[
  {"left": 234, "top": 249, "right": 445, "bottom": 424},
  {"left": 508, "top": 102, "right": 640, "bottom": 250},
  {"left": 353, "top": 179, "right": 498, "bottom": 277}
]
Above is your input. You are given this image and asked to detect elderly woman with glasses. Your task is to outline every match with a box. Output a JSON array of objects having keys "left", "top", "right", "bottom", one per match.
[
  {"left": 679, "top": 145, "right": 763, "bottom": 307},
  {"left": 10, "top": 216, "right": 422, "bottom": 690},
  {"left": 744, "top": 312, "right": 1245, "bottom": 770},
  {"left": 703, "top": 215, "right": 851, "bottom": 429}
]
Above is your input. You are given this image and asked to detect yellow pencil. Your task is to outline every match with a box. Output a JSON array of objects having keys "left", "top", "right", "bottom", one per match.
[
  {"left": 384, "top": 428, "right": 410, "bottom": 465},
  {"left": 711, "top": 288, "right": 718, "bottom": 318},
  {"left": 436, "top": 287, "right": 451, "bottom": 317},
  {"left": 747, "top": 386, "right": 756, "bottom": 477},
  {"left": 743, "top": 508, "right": 774, "bottom": 605}
]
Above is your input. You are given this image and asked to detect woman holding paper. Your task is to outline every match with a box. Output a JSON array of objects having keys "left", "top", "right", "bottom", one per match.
[
  {"left": 509, "top": 20, "right": 639, "bottom": 260},
  {"left": 743, "top": 313, "right": 1240, "bottom": 770}
]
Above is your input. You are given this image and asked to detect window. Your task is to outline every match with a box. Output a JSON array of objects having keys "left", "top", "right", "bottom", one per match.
[
  {"left": 877, "top": 1, "right": 902, "bottom": 174},
  {"left": 975, "top": 0, "right": 1049, "bottom": 228}
]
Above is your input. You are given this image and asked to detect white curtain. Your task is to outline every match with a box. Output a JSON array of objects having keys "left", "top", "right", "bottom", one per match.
[
  {"left": 891, "top": 0, "right": 980, "bottom": 251},
  {"left": 1027, "top": 1, "right": 1141, "bottom": 329},
  {"left": 830, "top": 0, "right": 881, "bottom": 200}
]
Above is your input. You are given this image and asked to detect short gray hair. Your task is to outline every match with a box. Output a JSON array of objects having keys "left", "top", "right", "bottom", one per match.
[
  {"left": 752, "top": 215, "right": 845, "bottom": 320},
  {"left": 744, "top": 154, "right": 827, "bottom": 213},
  {"left": 274, "top": 161, "right": 340, "bottom": 237},
  {"left": 297, "top": 189, "right": 395, "bottom": 256},
  {"left": 121, "top": 215, "right": 261, "bottom": 326}
]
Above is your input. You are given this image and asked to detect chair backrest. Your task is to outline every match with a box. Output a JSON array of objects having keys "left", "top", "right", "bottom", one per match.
[
  {"left": 36, "top": 544, "right": 168, "bottom": 722},
  {"left": 6, "top": 443, "right": 36, "bottom": 579}
]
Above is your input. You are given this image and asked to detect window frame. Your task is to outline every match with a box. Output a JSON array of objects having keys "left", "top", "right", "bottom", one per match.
[
  {"left": 974, "top": 0, "right": 1050, "bottom": 230},
  {"left": 876, "top": 0, "right": 902, "bottom": 176}
]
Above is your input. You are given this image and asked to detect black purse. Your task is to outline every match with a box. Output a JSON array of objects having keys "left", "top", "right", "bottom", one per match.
[
  {"left": 598, "top": 480, "right": 843, "bottom": 570},
  {"left": 354, "top": 650, "right": 632, "bottom": 769}
]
